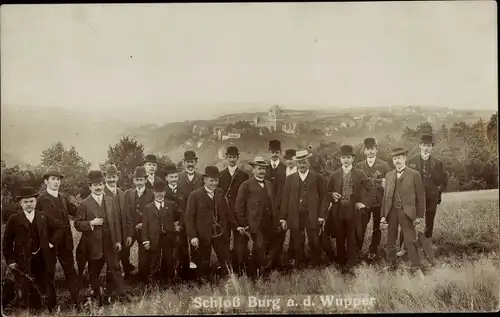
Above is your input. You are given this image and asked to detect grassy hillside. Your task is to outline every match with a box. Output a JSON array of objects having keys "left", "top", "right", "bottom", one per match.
[{"left": 2, "top": 190, "right": 498, "bottom": 315}]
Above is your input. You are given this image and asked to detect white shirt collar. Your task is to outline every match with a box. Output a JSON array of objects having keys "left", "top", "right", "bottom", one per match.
[
  {"left": 286, "top": 166, "right": 297, "bottom": 176},
  {"left": 298, "top": 169, "right": 309, "bottom": 181},
  {"left": 106, "top": 184, "right": 117, "bottom": 194},
  {"left": 46, "top": 188, "right": 59, "bottom": 198},
  {"left": 24, "top": 210, "right": 35, "bottom": 223},
  {"left": 342, "top": 165, "right": 353, "bottom": 174},
  {"left": 147, "top": 174, "right": 155, "bottom": 183},
  {"left": 185, "top": 169, "right": 195, "bottom": 175},
  {"left": 205, "top": 186, "right": 215, "bottom": 198},
  {"left": 91, "top": 193, "right": 103, "bottom": 205},
  {"left": 154, "top": 199, "right": 164, "bottom": 209},
  {"left": 421, "top": 153, "right": 430, "bottom": 161},
  {"left": 136, "top": 186, "right": 145, "bottom": 196},
  {"left": 366, "top": 157, "right": 376, "bottom": 167},
  {"left": 228, "top": 165, "right": 238, "bottom": 175},
  {"left": 396, "top": 165, "right": 406, "bottom": 173},
  {"left": 271, "top": 159, "right": 280, "bottom": 169}
]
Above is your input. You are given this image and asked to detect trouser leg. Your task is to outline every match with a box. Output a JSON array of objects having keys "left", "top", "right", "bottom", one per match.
[
  {"left": 369, "top": 206, "right": 382, "bottom": 254},
  {"left": 397, "top": 208, "right": 421, "bottom": 269},
  {"left": 385, "top": 208, "right": 399, "bottom": 264},
  {"left": 306, "top": 228, "right": 321, "bottom": 267},
  {"left": 57, "top": 244, "right": 80, "bottom": 305},
  {"left": 425, "top": 200, "right": 438, "bottom": 238}
]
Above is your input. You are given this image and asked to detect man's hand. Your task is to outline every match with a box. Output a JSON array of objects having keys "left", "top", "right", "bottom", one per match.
[
  {"left": 126, "top": 237, "right": 133, "bottom": 247},
  {"left": 318, "top": 218, "right": 325, "bottom": 229},
  {"left": 237, "top": 227, "right": 246, "bottom": 235},
  {"left": 49, "top": 243, "right": 54, "bottom": 249},
  {"left": 174, "top": 221, "right": 182, "bottom": 232},
  {"left": 190, "top": 238, "right": 199, "bottom": 248},
  {"left": 90, "top": 218, "right": 104, "bottom": 226},
  {"left": 381, "top": 178, "right": 386, "bottom": 189},
  {"left": 355, "top": 202, "right": 366, "bottom": 210},
  {"left": 135, "top": 223, "right": 143, "bottom": 230},
  {"left": 332, "top": 192, "right": 342, "bottom": 202},
  {"left": 8, "top": 263, "right": 17, "bottom": 270},
  {"left": 280, "top": 220, "right": 287, "bottom": 231},
  {"left": 414, "top": 217, "right": 425, "bottom": 233},
  {"left": 380, "top": 217, "right": 388, "bottom": 230},
  {"left": 143, "top": 241, "right": 151, "bottom": 250},
  {"left": 115, "top": 242, "right": 122, "bottom": 252}
]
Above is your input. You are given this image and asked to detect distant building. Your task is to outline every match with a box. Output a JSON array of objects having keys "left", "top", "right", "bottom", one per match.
[
  {"left": 282, "top": 122, "right": 297, "bottom": 135},
  {"left": 227, "top": 133, "right": 241, "bottom": 139},
  {"left": 252, "top": 105, "right": 282, "bottom": 132},
  {"left": 222, "top": 135, "right": 230, "bottom": 141}
]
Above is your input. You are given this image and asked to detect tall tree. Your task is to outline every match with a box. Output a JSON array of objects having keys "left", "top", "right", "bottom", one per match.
[
  {"left": 40, "top": 142, "right": 91, "bottom": 196},
  {"left": 105, "top": 136, "right": 145, "bottom": 189}
]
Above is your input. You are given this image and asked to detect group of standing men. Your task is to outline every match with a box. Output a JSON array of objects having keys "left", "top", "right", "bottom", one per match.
[{"left": 2, "top": 133, "right": 447, "bottom": 312}]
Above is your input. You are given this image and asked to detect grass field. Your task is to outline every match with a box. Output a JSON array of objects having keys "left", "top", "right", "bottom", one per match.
[{"left": 2, "top": 189, "right": 499, "bottom": 315}]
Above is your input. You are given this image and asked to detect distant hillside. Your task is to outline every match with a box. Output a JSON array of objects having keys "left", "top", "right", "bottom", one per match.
[{"left": 1, "top": 106, "right": 140, "bottom": 166}]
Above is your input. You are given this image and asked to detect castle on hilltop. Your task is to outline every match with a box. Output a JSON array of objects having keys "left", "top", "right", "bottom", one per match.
[{"left": 252, "top": 105, "right": 281, "bottom": 132}]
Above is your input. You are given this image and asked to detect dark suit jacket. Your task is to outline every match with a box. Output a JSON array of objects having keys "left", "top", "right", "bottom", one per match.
[
  {"left": 280, "top": 170, "right": 327, "bottom": 230},
  {"left": 266, "top": 161, "right": 287, "bottom": 210},
  {"left": 408, "top": 154, "right": 448, "bottom": 202},
  {"left": 141, "top": 200, "right": 177, "bottom": 251},
  {"left": 356, "top": 158, "right": 392, "bottom": 206},
  {"left": 324, "top": 168, "right": 373, "bottom": 241},
  {"left": 235, "top": 177, "right": 278, "bottom": 234},
  {"left": 178, "top": 170, "right": 203, "bottom": 206},
  {"left": 185, "top": 187, "right": 238, "bottom": 242},
  {"left": 2, "top": 210, "right": 64, "bottom": 275},
  {"left": 381, "top": 167, "right": 426, "bottom": 221},
  {"left": 104, "top": 186, "right": 127, "bottom": 243},
  {"left": 145, "top": 175, "right": 164, "bottom": 190},
  {"left": 124, "top": 187, "right": 154, "bottom": 238},
  {"left": 74, "top": 195, "right": 122, "bottom": 260},
  {"left": 165, "top": 184, "right": 186, "bottom": 226},
  {"left": 218, "top": 167, "right": 249, "bottom": 210},
  {"left": 36, "top": 191, "right": 77, "bottom": 250}
]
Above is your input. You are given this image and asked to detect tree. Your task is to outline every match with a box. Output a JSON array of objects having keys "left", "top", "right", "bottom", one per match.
[
  {"left": 40, "top": 142, "right": 91, "bottom": 196},
  {"left": 487, "top": 112, "right": 498, "bottom": 144},
  {"left": 105, "top": 136, "right": 145, "bottom": 189}
]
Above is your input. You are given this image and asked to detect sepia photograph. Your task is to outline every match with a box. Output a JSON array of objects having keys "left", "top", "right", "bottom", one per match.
[{"left": 1, "top": 1, "right": 498, "bottom": 315}]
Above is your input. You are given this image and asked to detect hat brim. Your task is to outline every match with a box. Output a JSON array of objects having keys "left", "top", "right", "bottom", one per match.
[
  {"left": 87, "top": 178, "right": 105, "bottom": 184},
  {"left": 249, "top": 161, "right": 269, "bottom": 167},
  {"left": 292, "top": 153, "right": 313, "bottom": 161},
  {"left": 391, "top": 151, "right": 408, "bottom": 157},
  {"left": 17, "top": 193, "right": 39, "bottom": 201},
  {"left": 43, "top": 173, "right": 64, "bottom": 179},
  {"left": 203, "top": 173, "right": 220, "bottom": 178},
  {"left": 225, "top": 152, "right": 240, "bottom": 156},
  {"left": 143, "top": 160, "right": 158, "bottom": 164}
]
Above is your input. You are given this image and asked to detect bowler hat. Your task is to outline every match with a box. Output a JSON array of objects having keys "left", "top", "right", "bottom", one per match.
[
  {"left": 153, "top": 179, "right": 166, "bottom": 192},
  {"left": 104, "top": 164, "right": 119, "bottom": 176},
  {"left": 391, "top": 147, "right": 408, "bottom": 157},
  {"left": 268, "top": 140, "right": 281, "bottom": 151},
  {"left": 43, "top": 166, "right": 64, "bottom": 179},
  {"left": 420, "top": 134, "right": 434, "bottom": 145},
  {"left": 283, "top": 149, "right": 296, "bottom": 160},
  {"left": 183, "top": 150, "right": 198, "bottom": 161},
  {"left": 143, "top": 154, "right": 158, "bottom": 164},
  {"left": 132, "top": 166, "right": 147, "bottom": 179},
  {"left": 339, "top": 145, "right": 355, "bottom": 157},
  {"left": 249, "top": 156, "right": 269, "bottom": 167},
  {"left": 203, "top": 166, "right": 220, "bottom": 178},
  {"left": 87, "top": 170, "right": 104, "bottom": 184},
  {"left": 164, "top": 164, "right": 178, "bottom": 176},
  {"left": 364, "top": 137, "right": 377, "bottom": 148},
  {"left": 225, "top": 146, "right": 239, "bottom": 156},
  {"left": 16, "top": 187, "right": 39, "bottom": 201},
  {"left": 293, "top": 149, "right": 312, "bottom": 161}
]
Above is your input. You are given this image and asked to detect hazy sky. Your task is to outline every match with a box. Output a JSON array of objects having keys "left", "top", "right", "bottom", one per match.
[{"left": 1, "top": 2, "right": 497, "bottom": 122}]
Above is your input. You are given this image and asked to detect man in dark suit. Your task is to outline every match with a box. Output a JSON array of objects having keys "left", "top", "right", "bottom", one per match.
[
  {"left": 74, "top": 170, "right": 128, "bottom": 303},
  {"left": 3, "top": 187, "right": 64, "bottom": 312},
  {"left": 264, "top": 140, "right": 288, "bottom": 271},
  {"left": 218, "top": 146, "right": 250, "bottom": 275},
  {"left": 124, "top": 166, "right": 154, "bottom": 283},
  {"left": 324, "top": 145, "right": 373, "bottom": 274},
  {"left": 355, "top": 138, "right": 392, "bottom": 259},
  {"left": 36, "top": 166, "right": 80, "bottom": 306},
  {"left": 144, "top": 154, "right": 163, "bottom": 190},
  {"left": 177, "top": 150, "right": 204, "bottom": 280},
  {"left": 142, "top": 180, "right": 181, "bottom": 284},
  {"left": 186, "top": 166, "right": 238, "bottom": 281},
  {"left": 235, "top": 156, "right": 279, "bottom": 277},
  {"left": 408, "top": 134, "right": 448, "bottom": 239},
  {"left": 380, "top": 148, "right": 426, "bottom": 274},
  {"left": 280, "top": 149, "right": 327, "bottom": 269}
]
